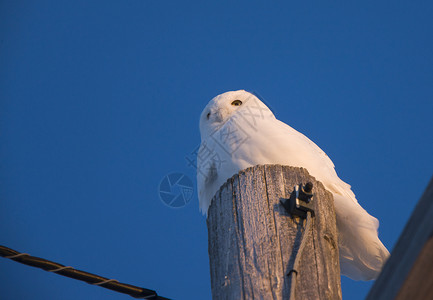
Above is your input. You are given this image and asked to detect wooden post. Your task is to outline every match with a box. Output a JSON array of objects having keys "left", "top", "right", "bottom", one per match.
[
  {"left": 367, "top": 176, "right": 433, "bottom": 300},
  {"left": 207, "top": 165, "right": 342, "bottom": 300}
]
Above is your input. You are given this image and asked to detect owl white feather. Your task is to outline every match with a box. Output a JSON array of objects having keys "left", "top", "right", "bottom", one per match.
[{"left": 197, "top": 90, "right": 389, "bottom": 281}]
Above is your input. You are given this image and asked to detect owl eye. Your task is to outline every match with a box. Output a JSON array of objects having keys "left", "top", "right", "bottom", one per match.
[
  {"left": 206, "top": 112, "right": 211, "bottom": 119},
  {"left": 231, "top": 100, "right": 242, "bottom": 106}
]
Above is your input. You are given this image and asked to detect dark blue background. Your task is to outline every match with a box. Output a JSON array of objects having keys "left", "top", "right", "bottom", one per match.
[{"left": 1, "top": 1, "right": 432, "bottom": 299}]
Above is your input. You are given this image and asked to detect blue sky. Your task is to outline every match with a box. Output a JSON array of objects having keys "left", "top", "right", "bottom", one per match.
[{"left": 1, "top": 1, "right": 432, "bottom": 299}]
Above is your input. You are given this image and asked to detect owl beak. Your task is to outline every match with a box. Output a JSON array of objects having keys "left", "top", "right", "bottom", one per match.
[{"left": 214, "top": 111, "right": 224, "bottom": 123}]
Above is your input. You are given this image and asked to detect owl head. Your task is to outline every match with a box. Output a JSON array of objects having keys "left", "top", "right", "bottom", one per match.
[{"left": 199, "top": 90, "right": 273, "bottom": 139}]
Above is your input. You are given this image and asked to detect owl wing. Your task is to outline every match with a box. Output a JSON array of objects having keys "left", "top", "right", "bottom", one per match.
[
  {"left": 274, "top": 119, "right": 357, "bottom": 202},
  {"left": 231, "top": 117, "right": 358, "bottom": 203},
  {"left": 196, "top": 138, "right": 228, "bottom": 215}
]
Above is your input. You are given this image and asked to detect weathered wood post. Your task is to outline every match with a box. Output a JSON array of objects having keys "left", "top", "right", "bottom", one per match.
[
  {"left": 367, "top": 176, "right": 433, "bottom": 300},
  {"left": 207, "top": 165, "right": 342, "bottom": 300}
]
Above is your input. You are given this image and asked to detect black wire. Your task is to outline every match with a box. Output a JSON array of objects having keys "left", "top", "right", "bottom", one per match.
[{"left": 0, "top": 245, "right": 171, "bottom": 300}]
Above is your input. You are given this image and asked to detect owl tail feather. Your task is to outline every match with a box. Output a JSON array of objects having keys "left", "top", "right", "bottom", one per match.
[{"left": 333, "top": 194, "right": 390, "bottom": 281}]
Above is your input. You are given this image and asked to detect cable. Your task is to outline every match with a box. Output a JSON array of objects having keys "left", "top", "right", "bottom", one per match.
[
  {"left": 0, "top": 245, "right": 171, "bottom": 300},
  {"left": 288, "top": 211, "right": 313, "bottom": 299}
]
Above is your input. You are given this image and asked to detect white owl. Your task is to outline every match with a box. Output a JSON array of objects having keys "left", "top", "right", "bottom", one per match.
[{"left": 197, "top": 90, "right": 389, "bottom": 281}]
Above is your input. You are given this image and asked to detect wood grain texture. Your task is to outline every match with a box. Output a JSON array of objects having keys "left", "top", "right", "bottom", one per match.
[
  {"left": 367, "top": 176, "right": 433, "bottom": 300},
  {"left": 207, "top": 165, "right": 342, "bottom": 300}
]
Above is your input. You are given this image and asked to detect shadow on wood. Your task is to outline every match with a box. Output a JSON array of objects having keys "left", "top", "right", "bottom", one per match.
[{"left": 207, "top": 165, "right": 342, "bottom": 300}]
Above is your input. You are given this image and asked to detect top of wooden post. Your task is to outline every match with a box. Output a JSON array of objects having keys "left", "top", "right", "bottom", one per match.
[{"left": 206, "top": 164, "right": 342, "bottom": 300}]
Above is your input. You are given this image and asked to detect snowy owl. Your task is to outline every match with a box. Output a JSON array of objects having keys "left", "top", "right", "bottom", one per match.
[{"left": 197, "top": 89, "right": 389, "bottom": 281}]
